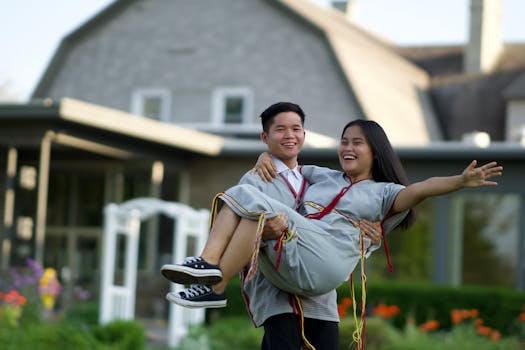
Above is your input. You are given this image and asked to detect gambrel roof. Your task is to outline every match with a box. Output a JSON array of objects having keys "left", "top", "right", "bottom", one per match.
[
  {"left": 0, "top": 97, "right": 224, "bottom": 159},
  {"left": 277, "top": 0, "right": 442, "bottom": 145},
  {"left": 33, "top": 0, "right": 443, "bottom": 146}
]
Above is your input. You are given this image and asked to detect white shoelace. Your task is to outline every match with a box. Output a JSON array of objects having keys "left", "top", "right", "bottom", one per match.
[
  {"left": 183, "top": 256, "right": 202, "bottom": 264},
  {"left": 181, "top": 285, "right": 211, "bottom": 298}
]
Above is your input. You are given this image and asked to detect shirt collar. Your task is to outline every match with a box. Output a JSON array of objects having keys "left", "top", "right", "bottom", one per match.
[{"left": 272, "top": 155, "right": 300, "bottom": 177}]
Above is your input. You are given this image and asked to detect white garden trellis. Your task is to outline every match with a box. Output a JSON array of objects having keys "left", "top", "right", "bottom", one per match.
[{"left": 99, "top": 198, "right": 210, "bottom": 347}]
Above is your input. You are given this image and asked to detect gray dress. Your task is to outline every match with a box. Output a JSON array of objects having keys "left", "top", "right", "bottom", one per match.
[{"left": 220, "top": 165, "right": 408, "bottom": 297}]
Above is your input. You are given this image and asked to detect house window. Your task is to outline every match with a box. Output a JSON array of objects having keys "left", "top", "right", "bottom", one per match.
[
  {"left": 212, "top": 88, "right": 253, "bottom": 126},
  {"left": 331, "top": 0, "right": 347, "bottom": 11},
  {"left": 224, "top": 96, "right": 244, "bottom": 124},
  {"left": 131, "top": 89, "right": 171, "bottom": 122},
  {"left": 457, "top": 193, "right": 521, "bottom": 288}
]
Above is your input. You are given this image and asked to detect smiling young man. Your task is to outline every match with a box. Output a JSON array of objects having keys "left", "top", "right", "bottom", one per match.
[{"left": 233, "top": 102, "right": 341, "bottom": 350}]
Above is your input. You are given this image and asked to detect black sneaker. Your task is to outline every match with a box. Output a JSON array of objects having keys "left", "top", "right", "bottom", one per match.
[
  {"left": 161, "top": 256, "right": 223, "bottom": 285},
  {"left": 166, "top": 285, "right": 227, "bottom": 308}
]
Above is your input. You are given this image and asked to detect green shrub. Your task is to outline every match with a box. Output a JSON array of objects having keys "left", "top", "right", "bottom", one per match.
[
  {"left": 338, "top": 316, "right": 402, "bottom": 350},
  {"left": 63, "top": 301, "right": 99, "bottom": 327},
  {"left": 208, "top": 276, "right": 248, "bottom": 320},
  {"left": 338, "top": 316, "right": 523, "bottom": 350},
  {"left": 207, "top": 316, "right": 263, "bottom": 349},
  {"left": 336, "top": 281, "right": 525, "bottom": 334},
  {"left": 18, "top": 298, "right": 43, "bottom": 328},
  {"left": 379, "top": 322, "right": 523, "bottom": 350},
  {"left": 212, "top": 279, "right": 525, "bottom": 342},
  {"left": 93, "top": 320, "right": 146, "bottom": 350},
  {"left": 175, "top": 316, "right": 262, "bottom": 350},
  {"left": 218, "top": 279, "right": 524, "bottom": 335},
  {"left": 0, "top": 322, "right": 98, "bottom": 350}
]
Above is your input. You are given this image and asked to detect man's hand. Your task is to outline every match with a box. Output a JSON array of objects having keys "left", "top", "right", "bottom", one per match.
[
  {"left": 359, "top": 219, "right": 382, "bottom": 244},
  {"left": 262, "top": 213, "right": 288, "bottom": 241},
  {"left": 251, "top": 152, "right": 277, "bottom": 182}
]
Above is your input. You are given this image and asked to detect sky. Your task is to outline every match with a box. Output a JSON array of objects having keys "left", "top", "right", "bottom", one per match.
[{"left": 1, "top": 0, "right": 524, "bottom": 101}]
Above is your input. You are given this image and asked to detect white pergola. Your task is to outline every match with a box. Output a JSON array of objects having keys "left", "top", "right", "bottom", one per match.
[{"left": 99, "top": 198, "right": 210, "bottom": 347}]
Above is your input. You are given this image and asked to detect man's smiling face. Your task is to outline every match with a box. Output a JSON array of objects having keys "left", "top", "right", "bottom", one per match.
[{"left": 261, "top": 111, "right": 305, "bottom": 168}]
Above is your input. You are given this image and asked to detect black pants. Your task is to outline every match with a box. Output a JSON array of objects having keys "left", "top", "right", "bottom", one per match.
[{"left": 261, "top": 313, "right": 339, "bottom": 350}]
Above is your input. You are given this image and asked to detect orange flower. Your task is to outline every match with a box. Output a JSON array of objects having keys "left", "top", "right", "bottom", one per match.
[
  {"left": 474, "top": 318, "right": 484, "bottom": 327},
  {"left": 340, "top": 297, "right": 352, "bottom": 308},
  {"left": 388, "top": 305, "right": 400, "bottom": 317},
  {"left": 337, "top": 297, "right": 353, "bottom": 317},
  {"left": 419, "top": 320, "right": 440, "bottom": 332},
  {"left": 371, "top": 304, "right": 385, "bottom": 317},
  {"left": 3, "top": 290, "right": 26, "bottom": 306},
  {"left": 451, "top": 308, "right": 478, "bottom": 324},
  {"left": 451, "top": 309, "right": 463, "bottom": 324},
  {"left": 338, "top": 304, "right": 348, "bottom": 318},
  {"left": 519, "top": 312, "right": 525, "bottom": 322},
  {"left": 476, "top": 325, "right": 492, "bottom": 336},
  {"left": 371, "top": 304, "right": 400, "bottom": 319},
  {"left": 490, "top": 330, "right": 501, "bottom": 341}
]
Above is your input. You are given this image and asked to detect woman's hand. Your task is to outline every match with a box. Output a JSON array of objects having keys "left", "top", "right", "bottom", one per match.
[
  {"left": 251, "top": 152, "right": 278, "bottom": 182},
  {"left": 359, "top": 219, "right": 382, "bottom": 244},
  {"left": 462, "top": 160, "right": 503, "bottom": 188}
]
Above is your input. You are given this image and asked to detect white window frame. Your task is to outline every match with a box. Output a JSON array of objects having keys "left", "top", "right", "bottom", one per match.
[
  {"left": 131, "top": 88, "right": 171, "bottom": 122},
  {"left": 211, "top": 87, "right": 253, "bottom": 126}
]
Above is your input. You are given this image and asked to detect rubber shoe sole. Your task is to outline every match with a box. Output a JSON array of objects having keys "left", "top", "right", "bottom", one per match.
[
  {"left": 161, "top": 264, "right": 223, "bottom": 285},
  {"left": 166, "top": 291, "right": 227, "bottom": 308}
]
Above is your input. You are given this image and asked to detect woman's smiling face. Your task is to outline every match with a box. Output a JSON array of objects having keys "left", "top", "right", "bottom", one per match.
[{"left": 338, "top": 124, "right": 374, "bottom": 182}]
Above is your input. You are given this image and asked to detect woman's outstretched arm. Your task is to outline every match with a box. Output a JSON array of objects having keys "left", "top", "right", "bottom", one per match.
[{"left": 390, "top": 160, "right": 503, "bottom": 215}]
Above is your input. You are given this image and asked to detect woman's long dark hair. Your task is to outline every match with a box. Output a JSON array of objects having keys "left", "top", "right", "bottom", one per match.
[{"left": 341, "top": 119, "right": 415, "bottom": 229}]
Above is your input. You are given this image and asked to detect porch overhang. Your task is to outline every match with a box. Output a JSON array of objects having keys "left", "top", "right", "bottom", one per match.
[{"left": 0, "top": 97, "right": 224, "bottom": 160}]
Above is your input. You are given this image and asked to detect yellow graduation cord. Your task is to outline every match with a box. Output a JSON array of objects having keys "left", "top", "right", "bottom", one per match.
[
  {"left": 350, "top": 220, "right": 367, "bottom": 350},
  {"left": 293, "top": 294, "right": 317, "bottom": 350},
  {"left": 294, "top": 222, "right": 367, "bottom": 350}
]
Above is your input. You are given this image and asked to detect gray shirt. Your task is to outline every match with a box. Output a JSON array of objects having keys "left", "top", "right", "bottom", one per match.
[{"left": 238, "top": 169, "right": 339, "bottom": 327}]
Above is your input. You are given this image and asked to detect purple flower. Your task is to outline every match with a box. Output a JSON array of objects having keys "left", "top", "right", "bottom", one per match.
[
  {"left": 74, "top": 286, "right": 90, "bottom": 301},
  {"left": 26, "top": 258, "right": 43, "bottom": 278},
  {"left": 9, "top": 268, "right": 22, "bottom": 290}
]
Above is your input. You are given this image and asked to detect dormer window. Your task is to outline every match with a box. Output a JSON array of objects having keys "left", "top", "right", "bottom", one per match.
[
  {"left": 212, "top": 88, "right": 253, "bottom": 126},
  {"left": 131, "top": 89, "right": 171, "bottom": 122},
  {"left": 224, "top": 96, "right": 244, "bottom": 124}
]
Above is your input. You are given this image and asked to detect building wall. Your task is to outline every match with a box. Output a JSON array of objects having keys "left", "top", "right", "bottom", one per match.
[
  {"left": 38, "top": 0, "right": 361, "bottom": 138},
  {"left": 430, "top": 71, "right": 517, "bottom": 141},
  {"left": 186, "top": 154, "right": 339, "bottom": 209},
  {"left": 506, "top": 99, "right": 525, "bottom": 142},
  {"left": 187, "top": 157, "right": 254, "bottom": 209}
]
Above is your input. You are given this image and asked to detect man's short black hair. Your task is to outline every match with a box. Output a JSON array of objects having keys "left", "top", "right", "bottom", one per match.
[{"left": 259, "top": 102, "right": 305, "bottom": 132}]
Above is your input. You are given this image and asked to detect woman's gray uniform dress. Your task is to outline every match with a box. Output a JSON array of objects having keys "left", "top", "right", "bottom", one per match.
[{"left": 220, "top": 165, "right": 409, "bottom": 296}]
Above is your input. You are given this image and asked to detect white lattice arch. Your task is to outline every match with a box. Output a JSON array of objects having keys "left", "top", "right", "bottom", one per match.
[{"left": 99, "top": 197, "right": 210, "bottom": 347}]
